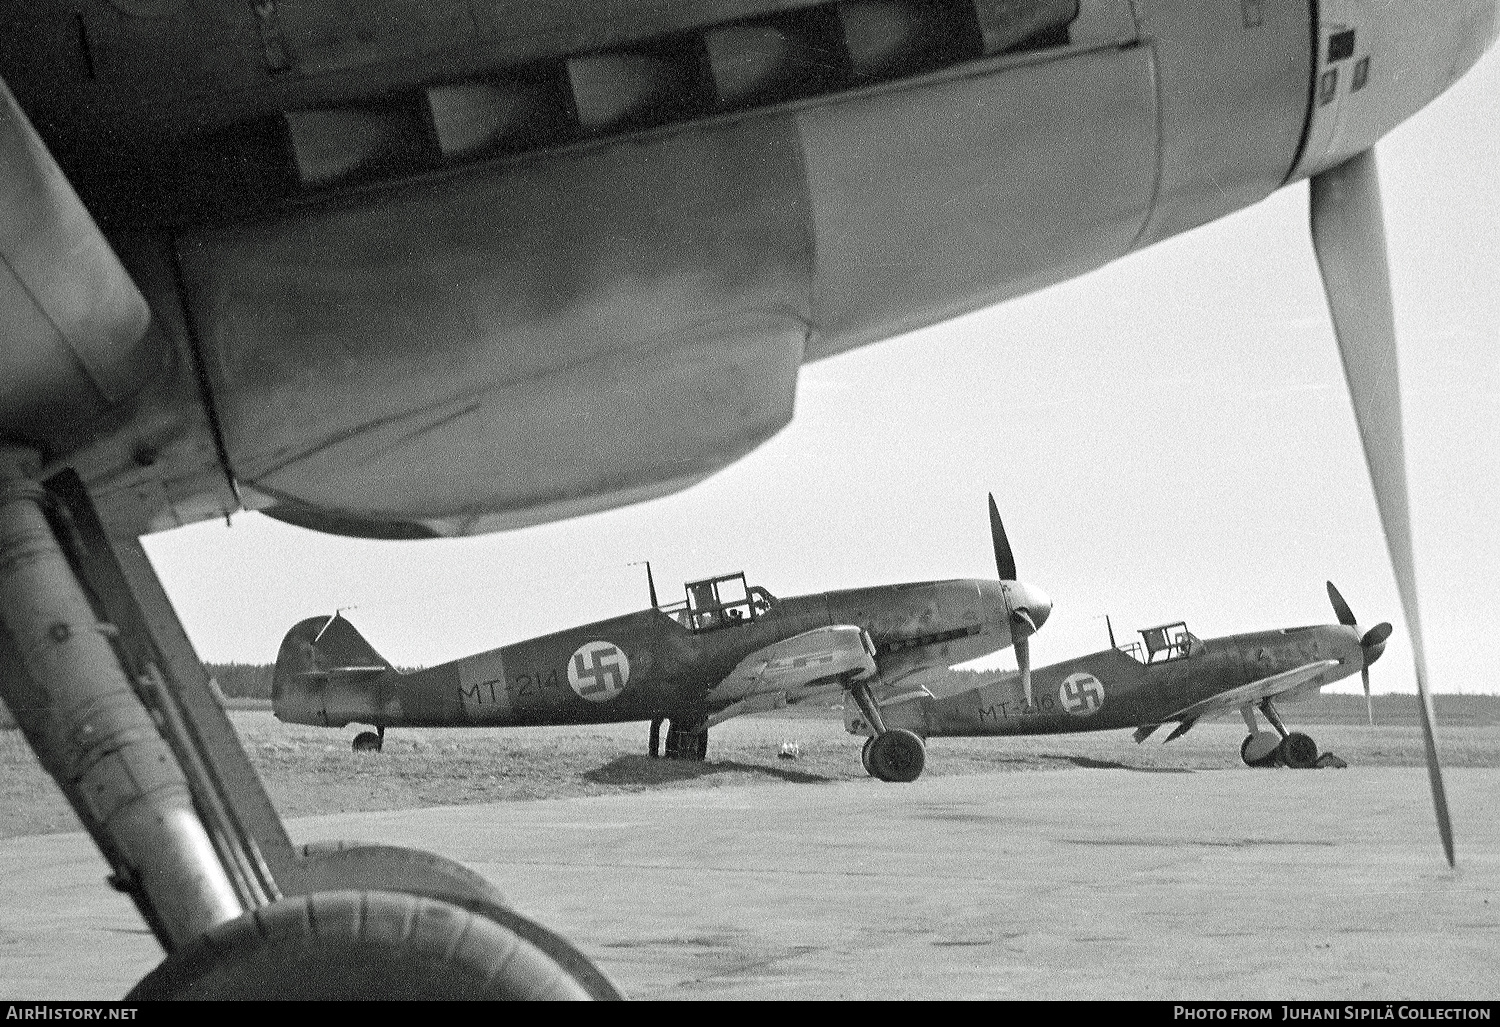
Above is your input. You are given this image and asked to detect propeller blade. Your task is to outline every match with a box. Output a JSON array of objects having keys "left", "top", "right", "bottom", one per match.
[
  {"left": 1310, "top": 147, "right": 1454, "bottom": 866},
  {"left": 1361, "top": 622, "right": 1394, "bottom": 649},
  {"left": 1014, "top": 632, "right": 1032, "bottom": 708},
  {"left": 1327, "top": 581, "right": 1357, "bottom": 627},
  {"left": 989, "top": 493, "right": 1016, "bottom": 581},
  {"left": 1363, "top": 668, "right": 1373, "bottom": 727}
]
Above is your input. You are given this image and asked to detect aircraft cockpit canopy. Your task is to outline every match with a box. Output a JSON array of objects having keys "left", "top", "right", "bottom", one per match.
[
  {"left": 661, "top": 572, "right": 777, "bottom": 632},
  {"left": 1120, "top": 621, "right": 1196, "bottom": 663}
]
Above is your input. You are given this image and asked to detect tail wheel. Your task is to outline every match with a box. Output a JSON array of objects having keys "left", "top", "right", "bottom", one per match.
[
  {"left": 351, "top": 731, "right": 381, "bottom": 752},
  {"left": 860, "top": 736, "right": 875, "bottom": 776},
  {"left": 869, "top": 728, "right": 926, "bottom": 783},
  {"left": 127, "top": 891, "right": 617, "bottom": 1000},
  {"left": 1278, "top": 732, "right": 1320, "bottom": 770}
]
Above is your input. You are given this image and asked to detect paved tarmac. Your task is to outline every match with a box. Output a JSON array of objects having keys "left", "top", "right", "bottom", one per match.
[{"left": 1, "top": 766, "right": 1496, "bottom": 1000}]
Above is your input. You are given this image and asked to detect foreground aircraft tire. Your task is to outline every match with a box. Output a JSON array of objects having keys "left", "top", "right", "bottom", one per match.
[
  {"left": 297, "top": 842, "right": 507, "bottom": 908},
  {"left": 352, "top": 731, "right": 382, "bottom": 753},
  {"left": 126, "top": 891, "right": 614, "bottom": 1000},
  {"left": 860, "top": 736, "right": 875, "bottom": 776},
  {"left": 869, "top": 729, "right": 925, "bottom": 783},
  {"left": 1240, "top": 732, "right": 1282, "bottom": 767},
  {"left": 294, "top": 843, "right": 623, "bottom": 999},
  {"left": 1278, "top": 732, "right": 1320, "bottom": 770}
]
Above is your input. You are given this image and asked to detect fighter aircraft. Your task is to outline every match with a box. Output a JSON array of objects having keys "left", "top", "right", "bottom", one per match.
[
  {"left": 272, "top": 496, "right": 1050, "bottom": 784},
  {"left": 846, "top": 583, "right": 1392, "bottom": 772},
  {"left": 0, "top": 0, "right": 1491, "bottom": 1000}
]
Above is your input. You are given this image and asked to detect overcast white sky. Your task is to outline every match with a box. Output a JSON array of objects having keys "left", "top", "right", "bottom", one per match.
[{"left": 144, "top": 51, "right": 1500, "bottom": 694}]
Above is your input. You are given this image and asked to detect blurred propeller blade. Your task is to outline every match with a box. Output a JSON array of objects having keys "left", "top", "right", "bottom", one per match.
[
  {"left": 989, "top": 493, "right": 1016, "bottom": 581},
  {"left": 1014, "top": 631, "right": 1032, "bottom": 708},
  {"left": 1310, "top": 147, "right": 1454, "bottom": 866},
  {"left": 1327, "top": 581, "right": 1357, "bottom": 627}
]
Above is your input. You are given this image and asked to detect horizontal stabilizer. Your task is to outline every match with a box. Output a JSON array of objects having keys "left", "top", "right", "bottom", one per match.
[
  {"left": 295, "top": 665, "right": 388, "bottom": 680},
  {"left": 1133, "top": 723, "right": 1162, "bottom": 744},
  {"left": 877, "top": 688, "right": 934, "bottom": 707}
]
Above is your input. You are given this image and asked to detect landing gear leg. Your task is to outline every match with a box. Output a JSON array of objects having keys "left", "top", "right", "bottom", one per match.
[
  {"left": 0, "top": 457, "right": 620, "bottom": 997},
  {"left": 1239, "top": 704, "right": 1280, "bottom": 767},
  {"left": 648, "top": 718, "right": 662, "bottom": 758},
  {"left": 849, "top": 680, "right": 925, "bottom": 783}
]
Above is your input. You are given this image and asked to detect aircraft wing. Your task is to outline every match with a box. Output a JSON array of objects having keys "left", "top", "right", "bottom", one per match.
[
  {"left": 706, "top": 625, "right": 876, "bottom": 726},
  {"left": 1156, "top": 659, "right": 1345, "bottom": 728}
]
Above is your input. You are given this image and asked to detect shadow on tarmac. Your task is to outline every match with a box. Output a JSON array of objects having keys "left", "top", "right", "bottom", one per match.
[
  {"left": 583, "top": 755, "right": 836, "bottom": 786},
  {"left": 1062, "top": 756, "right": 1195, "bottom": 774}
]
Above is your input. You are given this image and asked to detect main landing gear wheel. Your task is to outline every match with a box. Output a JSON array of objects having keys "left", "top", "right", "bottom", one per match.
[
  {"left": 352, "top": 730, "right": 382, "bottom": 753},
  {"left": 1277, "top": 732, "right": 1320, "bottom": 770},
  {"left": 869, "top": 729, "right": 926, "bottom": 783},
  {"left": 663, "top": 719, "right": 708, "bottom": 761},
  {"left": 126, "top": 891, "right": 615, "bottom": 1000},
  {"left": 291, "top": 842, "right": 623, "bottom": 1000},
  {"left": 1240, "top": 732, "right": 1282, "bottom": 767},
  {"left": 860, "top": 736, "right": 875, "bottom": 776}
]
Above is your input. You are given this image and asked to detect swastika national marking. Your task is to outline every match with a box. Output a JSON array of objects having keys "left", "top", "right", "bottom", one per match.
[
  {"left": 1059, "top": 673, "right": 1105, "bottom": 717},
  {"left": 567, "top": 641, "right": 630, "bottom": 702}
]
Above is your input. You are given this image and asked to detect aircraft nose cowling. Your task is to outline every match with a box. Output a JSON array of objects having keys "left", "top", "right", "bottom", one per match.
[
  {"left": 1006, "top": 582, "right": 1051, "bottom": 637},
  {"left": 1293, "top": 0, "right": 1500, "bottom": 181}
]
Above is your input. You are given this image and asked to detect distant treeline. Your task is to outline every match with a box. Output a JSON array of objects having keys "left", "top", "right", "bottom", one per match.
[
  {"left": 207, "top": 662, "right": 275, "bottom": 699},
  {"left": 204, "top": 662, "right": 422, "bottom": 699}
]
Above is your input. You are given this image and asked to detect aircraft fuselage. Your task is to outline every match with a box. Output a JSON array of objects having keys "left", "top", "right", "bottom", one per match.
[
  {"left": 855, "top": 624, "right": 1367, "bottom": 737},
  {"left": 273, "top": 578, "right": 1015, "bottom": 729}
]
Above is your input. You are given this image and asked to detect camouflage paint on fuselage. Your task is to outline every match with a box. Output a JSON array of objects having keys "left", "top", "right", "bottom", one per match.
[
  {"left": 855, "top": 625, "right": 1367, "bottom": 738},
  {"left": 275, "top": 577, "right": 1017, "bottom": 730}
]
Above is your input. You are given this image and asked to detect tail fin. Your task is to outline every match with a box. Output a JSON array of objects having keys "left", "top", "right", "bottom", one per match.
[{"left": 272, "top": 614, "right": 393, "bottom": 726}]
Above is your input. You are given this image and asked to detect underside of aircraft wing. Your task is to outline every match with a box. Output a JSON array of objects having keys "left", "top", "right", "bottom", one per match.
[
  {"left": 707, "top": 625, "right": 876, "bottom": 723},
  {"left": 1156, "top": 659, "right": 1345, "bottom": 729}
]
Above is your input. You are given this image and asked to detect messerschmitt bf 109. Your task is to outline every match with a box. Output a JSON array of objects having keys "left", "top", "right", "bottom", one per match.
[
  {"left": 273, "top": 497, "right": 1051, "bottom": 783},
  {"left": 846, "top": 583, "right": 1392, "bottom": 771}
]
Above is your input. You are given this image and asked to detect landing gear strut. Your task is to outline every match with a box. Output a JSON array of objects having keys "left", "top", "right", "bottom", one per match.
[
  {"left": 662, "top": 717, "right": 708, "bottom": 761},
  {"left": 849, "top": 680, "right": 925, "bottom": 783},
  {"left": 0, "top": 454, "right": 621, "bottom": 998},
  {"left": 1239, "top": 700, "right": 1336, "bottom": 769},
  {"left": 352, "top": 726, "right": 384, "bottom": 753},
  {"left": 648, "top": 717, "right": 662, "bottom": 758}
]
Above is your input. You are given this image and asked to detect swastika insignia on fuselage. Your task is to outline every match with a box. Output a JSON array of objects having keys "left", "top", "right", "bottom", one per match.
[
  {"left": 1059, "top": 672, "right": 1105, "bottom": 716},
  {"left": 567, "top": 641, "right": 630, "bottom": 702}
]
